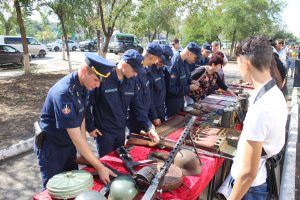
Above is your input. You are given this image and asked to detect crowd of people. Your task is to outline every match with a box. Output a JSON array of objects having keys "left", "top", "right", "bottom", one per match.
[
  {"left": 273, "top": 39, "right": 300, "bottom": 78},
  {"left": 34, "top": 36, "right": 288, "bottom": 200}
]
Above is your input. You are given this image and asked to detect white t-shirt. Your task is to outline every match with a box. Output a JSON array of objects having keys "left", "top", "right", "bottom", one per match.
[
  {"left": 172, "top": 47, "right": 183, "bottom": 54},
  {"left": 278, "top": 47, "right": 288, "bottom": 66},
  {"left": 231, "top": 80, "right": 287, "bottom": 186}
]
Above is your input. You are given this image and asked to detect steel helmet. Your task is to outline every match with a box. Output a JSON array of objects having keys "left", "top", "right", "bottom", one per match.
[
  {"left": 149, "top": 150, "right": 201, "bottom": 176},
  {"left": 108, "top": 176, "right": 139, "bottom": 200},
  {"left": 174, "top": 149, "right": 201, "bottom": 176}
]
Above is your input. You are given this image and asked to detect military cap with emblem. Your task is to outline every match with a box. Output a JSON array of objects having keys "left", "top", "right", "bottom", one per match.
[
  {"left": 146, "top": 42, "right": 163, "bottom": 57},
  {"left": 84, "top": 52, "right": 115, "bottom": 78},
  {"left": 187, "top": 42, "right": 201, "bottom": 58},
  {"left": 122, "top": 49, "right": 146, "bottom": 74},
  {"left": 160, "top": 45, "right": 174, "bottom": 67},
  {"left": 202, "top": 43, "right": 212, "bottom": 53}
]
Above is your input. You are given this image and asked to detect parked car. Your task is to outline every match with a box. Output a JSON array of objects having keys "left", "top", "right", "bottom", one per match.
[
  {"left": 0, "top": 44, "right": 31, "bottom": 65},
  {"left": 152, "top": 39, "right": 170, "bottom": 47},
  {"left": 79, "top": 38, "right": 98, "bottom": 52},
  {"left": 108, "top": 33, "right": 143, "bottom": 54},
  {"left": 0, "top": 35, "right": 47, "bottom": 58},
  {"left": 47, "top": 39, "right": 79, "bottom": 51}
]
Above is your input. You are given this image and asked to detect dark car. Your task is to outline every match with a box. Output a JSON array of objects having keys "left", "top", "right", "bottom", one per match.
[
  {"left": 79, "top": 38, "right": 97, "bottom": 52},
  {"left": 0, "top": 44, "right": 31, "bottom": 65},
  {"left": 112, "top": 41, "right": 143, "bottom": 54},
  {"left": 108, "top": 33, "right": 143, "bottom": 54}
]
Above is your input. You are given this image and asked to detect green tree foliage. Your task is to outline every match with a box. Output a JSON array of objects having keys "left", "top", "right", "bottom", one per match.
[
  {"left": 39, "top": 0, "right": 77, "bottom": 72},
  {"left": 71, "top": 0, "right": 98, "bottom": 40},
  {"left": 98, "top": 0, "right": 133, "bottom": 57},
  {"left": 0, "top": 2, "right": 18, "bottom": 35},
  {"left": 131, "top": 0, "right": 178, "bottom": 42},
  {"left": 272, "top": 29, "right": 298, "bottom": 43},
  {"left": 181, "top": 0, "right": 287, "bottom": 56},
  {"left": 32, "top": 9, "right": 56, "bottom": 43}
]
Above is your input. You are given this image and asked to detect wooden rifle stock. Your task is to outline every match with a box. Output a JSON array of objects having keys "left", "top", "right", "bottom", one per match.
[{"left": 127, "top": 134, "right": 232, "bottom": 160}]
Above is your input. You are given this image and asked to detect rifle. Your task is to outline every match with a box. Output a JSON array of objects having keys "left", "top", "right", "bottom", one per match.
[
  {"left": 116, "top": 145, "right": 156, "bottom": 175},
  {"left": 141, "top": 116, "right": 196, "bottom": 200},
  {"left": 127, "top": 134, "right": 233, "bottom": 160}
]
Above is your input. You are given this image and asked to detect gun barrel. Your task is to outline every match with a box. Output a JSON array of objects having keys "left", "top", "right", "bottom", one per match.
[{"left": 116, "top": 146, "right": 136, "bottom": 175}]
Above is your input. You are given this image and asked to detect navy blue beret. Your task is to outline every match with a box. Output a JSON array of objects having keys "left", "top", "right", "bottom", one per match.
[
  {"left": 202, "top": 43, "right": 212, "bottom": 53},
  {"left": 122, "top": 49, "right": 145, "bottom": 74},
  {"left": 160, "top": 45, "right": 173, "bottom": 66},
  {"left": 187, "top": 42, "right": 201, "bottom": 58},
  {"left": 84, "top": 52, "right": 115, "bottom": 78},
  {"left": 146, "top": 43, "right": 163, "bottom": 57}
]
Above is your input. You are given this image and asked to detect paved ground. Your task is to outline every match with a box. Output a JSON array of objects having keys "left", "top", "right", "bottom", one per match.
[
  {"left": 0, "top": 51, "right": 121, "bottom": 79},
  {"left": 0, "top": 56, "right": 296, "bottom": 200}
]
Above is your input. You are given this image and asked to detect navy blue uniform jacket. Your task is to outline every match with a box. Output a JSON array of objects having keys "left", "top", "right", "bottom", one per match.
[
  {"left": 86, "top": 70, "right": 136, "bottom": 135},
  {"left": 147, "top": 64, "right": 166, "bottom": 121},
  {"left": 39, "top": 72, "right": 88, "bottom": 146},
  {"left": 127, "top": 73, "right": 153, "bottom": 133},
  {"left": 165, "top": 52, "right": 191, "bottom": 117}
]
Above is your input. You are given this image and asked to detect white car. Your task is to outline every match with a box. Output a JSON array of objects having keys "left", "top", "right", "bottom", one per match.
[
  {"left": 152, "top": 39, "right": 170, "bottom": 47},
  {"left": 47, "top": 39, "right": 79, "bottom": 51},
  {"left": 0, "top": 35, "right": 47, "bottom": 58}
]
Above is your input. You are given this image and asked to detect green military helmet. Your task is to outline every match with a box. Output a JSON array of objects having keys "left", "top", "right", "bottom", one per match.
[{"left": 108, "top": 176, "right": 139, "bottom": 200}]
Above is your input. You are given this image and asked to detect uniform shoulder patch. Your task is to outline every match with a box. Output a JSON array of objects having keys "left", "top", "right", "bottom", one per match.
[{"left": 62, "top": 103, "right": 72, "bottom": 115}]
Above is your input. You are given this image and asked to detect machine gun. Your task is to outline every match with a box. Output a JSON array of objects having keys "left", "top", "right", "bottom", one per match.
[{"left": 141, "top": 116, "right": 198, "bottom": 200}]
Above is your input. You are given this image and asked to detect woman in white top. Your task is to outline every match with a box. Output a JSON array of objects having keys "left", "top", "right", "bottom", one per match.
[{"left": 228, "top": 36, "right": 287, "bottom": 200}]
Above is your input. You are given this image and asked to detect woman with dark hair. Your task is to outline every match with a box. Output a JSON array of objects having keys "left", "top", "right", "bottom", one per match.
[{"left": 189, "top": 54, "right": 236, "bottom": 101}]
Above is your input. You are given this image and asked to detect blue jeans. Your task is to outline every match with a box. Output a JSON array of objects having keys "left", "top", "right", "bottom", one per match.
[{"left": 229, "top": 176, "right": 269, "bottom": 200}]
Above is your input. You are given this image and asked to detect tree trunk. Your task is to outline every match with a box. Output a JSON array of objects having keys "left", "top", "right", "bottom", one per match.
[
  {"left": 60, "top": 16, "right": 72, "bottom": 72},
  {"left": 97, "top": 29, "right": 101, "bottom": 55},
  {"left": 101, "top": 34, "right": 111, "bottom": 58},
  {"left": 62, "top": 35, "right": 66, "bottom": 60},
  {"left": 14, "top": 0, "right": 30, "bottom": 74},
  {"left": 150, "top": 28, "right": 157, "bottom": 42},
  {"left": 229, "top": 28, "right": 237, "bottom": 58},
  {"left": 147, "top": 27, "right": 151, "bottom": 42},
  {"left": 5, "top": 23, "right": 10, "bottom": 35}
]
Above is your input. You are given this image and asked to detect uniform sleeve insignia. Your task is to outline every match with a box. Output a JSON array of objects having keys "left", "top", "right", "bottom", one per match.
[
  {"left": 170, "top": 74, "right": 176, "bottom": 79},
  {"left": 62, "top": 103, "right": 71, "bottom": 115}
]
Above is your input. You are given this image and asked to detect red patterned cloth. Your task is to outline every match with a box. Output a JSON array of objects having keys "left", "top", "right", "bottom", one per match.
[{"left": 33, "top": 128, "right": 223, "bottom": 200}]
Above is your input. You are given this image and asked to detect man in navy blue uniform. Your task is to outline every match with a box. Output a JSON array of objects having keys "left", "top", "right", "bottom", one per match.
[
  {"left": 147, "top": 45, "right": 173, "bottom": 126},
  {"left": 165, "top": 42, "right": 201, "bottom": 117},
  {"left": 200, "top": 43, "right": 212, "bottom": 66},
  {"left": 127, "top": 43, "right": 162, "bottom": 141},
  {"left": 35, "top": 53, "right": 116, "bottom": 189},
  {"left": 86, "top": 49, "right": 145, "bottom": 157}
]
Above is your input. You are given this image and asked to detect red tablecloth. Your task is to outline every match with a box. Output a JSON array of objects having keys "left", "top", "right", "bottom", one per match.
[{"left": 33, "top": 127, "right": 224, "bottom": 200}]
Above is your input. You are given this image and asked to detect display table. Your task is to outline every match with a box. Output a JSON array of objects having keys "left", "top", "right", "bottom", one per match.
[{"left": 33, "top": 127, "right": 224, "bottom": 200}]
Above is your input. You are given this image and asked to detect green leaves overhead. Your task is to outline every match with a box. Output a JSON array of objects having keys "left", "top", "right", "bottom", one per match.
[
  {"left": 182, "top": 0, "right": 288, "bottom": 55},
  {"left": 0, "top": 0, "right": 296, "bottom": 53},
  {"left": 129, "top": 0, "right": 179, "bottom": 41}
]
